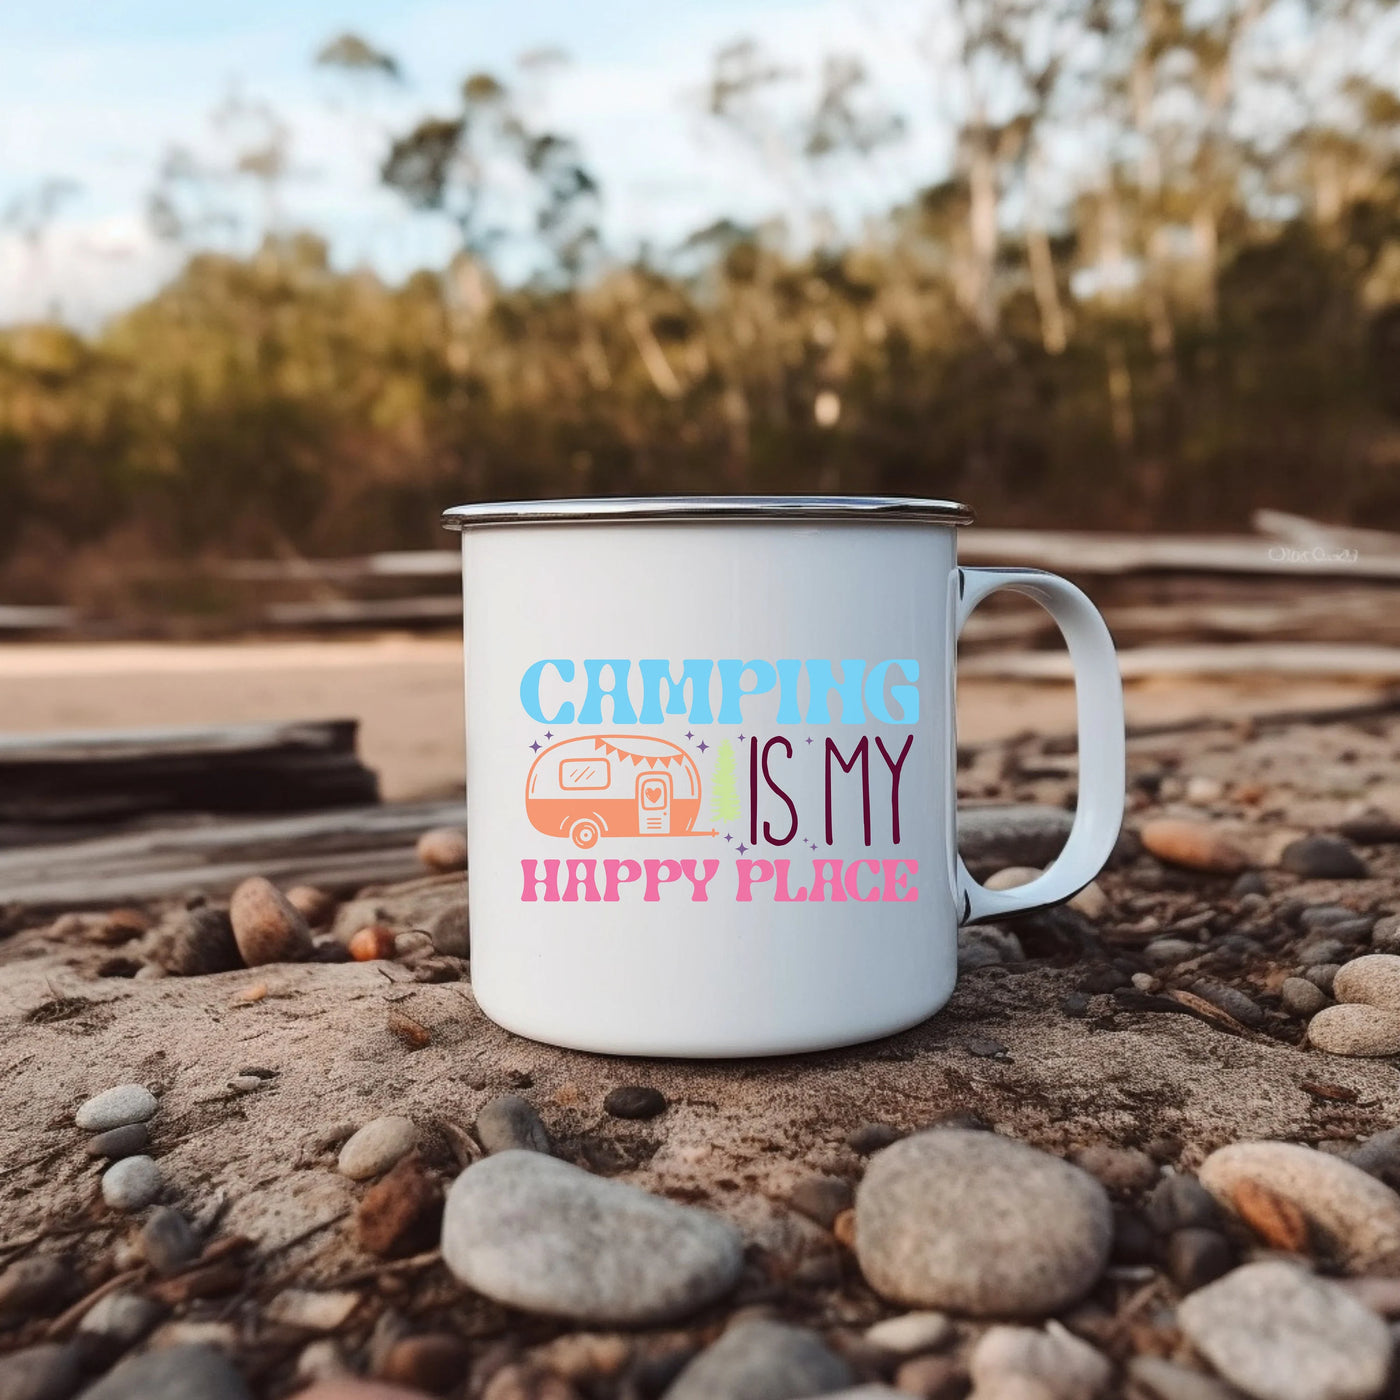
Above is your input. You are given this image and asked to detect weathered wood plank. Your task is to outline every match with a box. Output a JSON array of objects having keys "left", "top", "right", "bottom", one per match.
[{"left": 960, "top": 642, "right": 1400, "bottom": 681}]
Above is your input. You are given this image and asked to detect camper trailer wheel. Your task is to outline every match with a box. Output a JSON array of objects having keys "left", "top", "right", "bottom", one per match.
[{"left": 570, "top": 818, "right": 601, "bottom": 850}]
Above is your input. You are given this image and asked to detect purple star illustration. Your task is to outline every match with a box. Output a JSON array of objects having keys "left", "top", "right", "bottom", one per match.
[
  {"left": 738, "top": 733, "right": 744, "bottom": 742},
  {"left": 544, "top": 731, "right": 553, "bottom": 741},
  {"left": 697, "top": 740, "right": 709, "bottom": 753},
  {"left": 724, "top": 833, "right": 733, "bottom": 843},
  {"left": 529, "top": 740, "right": 541, "bottom": 752},
  {"left": 685, "top": 730, "right": 694, "bottom": 741},
  {"left": 737, "top": 843, "right": 748, "bottom": 855},
  {"left": 805, "top": 736, "right": 814, "bottom": 745}
]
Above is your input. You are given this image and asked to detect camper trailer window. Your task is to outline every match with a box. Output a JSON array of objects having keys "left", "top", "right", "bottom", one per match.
[{"left": 560, "top": 758, "right": 610, "bottom": 790}]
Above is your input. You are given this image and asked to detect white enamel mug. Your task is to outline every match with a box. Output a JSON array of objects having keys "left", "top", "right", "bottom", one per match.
[{"left": 443, "top": 496, "right": 1124, "bottom": 1058}]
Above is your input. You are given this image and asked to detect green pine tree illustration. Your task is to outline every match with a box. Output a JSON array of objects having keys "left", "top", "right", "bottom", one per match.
[{"left": 710, "top": 739, "right": 741, "bottom": 824}]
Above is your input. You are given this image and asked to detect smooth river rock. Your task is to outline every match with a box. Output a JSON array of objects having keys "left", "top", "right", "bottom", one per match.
[
  {"left": 78, "top": 1344, "right": 251, "bottom": 1400},
  {"left": 0, "top": 1342, "right": 84, "bottom": 1400},
  {"left": 1308, "top": 1004, "right": 1400, "bottom": 1057},
  {"left": 99, "top": 1156, "right": 163, "bottom": 1212},
  {"left": 662, "top": 1320, "right": 853, "bottom": 1400},
  {"left": 228, "top": 877, "right": 313, "bottom": 967},
  {"left": 853, "top": 1130, "right": 1113, "bottom": 1316},
  {"left": 1178, "top": 1262, "right": 1390, "bottom": 1400},
  {"left": 337, "top": 1117, "right": 416, "bottom": 1181},
  {"left": 969, "top": 1324, "right": 1112, "bottom": 1400},
  {"left": 1333, "top": 954, "right": 1400, "bottom": 1010},
  {"left": 440, "top": 1149, "right": 744, "bottom": 1324},
  {"left": 1198, "top": 1141, "right": 1400, "bottom": 1271},
  {"left": 74, "top": 1086, "right": 157, "bottom": 1133}
]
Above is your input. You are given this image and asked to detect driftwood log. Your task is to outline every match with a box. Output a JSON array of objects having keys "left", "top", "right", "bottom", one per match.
[{"left": 0, "top": 719, "right": 379, "bottom": 825}]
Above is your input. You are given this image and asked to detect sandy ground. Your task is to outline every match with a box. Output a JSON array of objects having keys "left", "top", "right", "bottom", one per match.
[{"left": 0, "top": 637, "right": 1387, "bottom": 799}]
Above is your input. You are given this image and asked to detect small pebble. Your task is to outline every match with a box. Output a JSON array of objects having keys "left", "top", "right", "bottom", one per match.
[
  {"left": 1231, "top": 871, "right": 1268, "bottom": 897},
  {"left": 1300, "top": 905, "right": 1365, "bottom": 931},
  {"left": 1299, "top": 938, "right": 1350, "bottom": 967},
  {"left": 294, "top": 1340, "right": 353, "bottom": 1384},
  {"left": 603, "top": 1085, "right": 668, "bottom": 1120},
  {"left": 1144, "top": 938, "right": 1197, "bottom": 966},
  {"left": 984, "top": 866, "right": 1041, "bottom": 890},
  {"left": 1072, "top": 1144, "right": 1158, "bottom": 1195},
  {"left": 426, "top": 902, "right": 470, "bottom": 958},
  {"left": 75, "top": 1085, "right": 158, "bottom": 1133},
  {"left": 441, "top": 1150, "right": 743, "bottom": 1324},
  {"left": 1279, "top": 835, "right": 1370, "bottom": 880},
  {"left": 101, "top": 1156, "right": 163, "bottom": 1211},
  {"left": 846, "top": 1123, "right": 904, "bottom": 1154},
  {"left": 1069, "top": 882, "right": 1109, "bottom": 920},
  {"left": 376, "top": 1333, "right": 471, "bottom": 1395},
  {"left": 1307, "top": 964, "right": 1342, "bottom": 993},
  {"left": 892, "top": 1354, "right": 966, "bottom": 1400},
  {"left": 79, "top": 1343, "right": 251, "bottom": 1400},
  {"left": 338, "top": 1117, "right": 417, "bottom": 1180},
  {"left": 1199, "top": 1140, "right": 1400, "bottom": 1270},
  {"left": 864, "top": 1312, "right": 952, "bottom": 1356},
  {"left": 1178, "top": 1261, "right": 1390, "bottom": 1400},
  {"left": 1348, "top": 1127, "right": 1400, "bottom": 1190},
  {"left": 1145, "top": 1175, "right": 1223, "bottom": 1234},
  {"left": 1309, "top": 1003, "right": 1400, "bottom": 1057},
  {"left": 416, "top": 827, "right": 467, "bottom": 872},
  {"left": 348, "top": 925, "right": 398, "bottom": 962},
  {"left": 227, "top": 1075, "right": 266, "bottom": 1095},
  {"left": 293, "top": 1383, "right": 429, "bottom": 1400},
  {"left": 79, "top": 1290, "right": 164, "bottom": 1346},
  {"left": 475, "top": 1094, "right": 552, "bottom": 1154},
  {"left": 356, "top": 1156, "right": 444, "bottom": 1259},
  {"left": 661, "top": 1319, "right": 852, "bottom": 1400},
  {"left": 1166, "top": 1228, "right": 1234, "bottom": 1292},
  {"left": 1127, "top": 1356, "right": 1246, "bottom": 1400},
  {"left": 266, "top": 1290, "right": 363, "bottom": 1331},
  {"left": 788, "top": 1175, "right": 854, "bottom": 1229},
  {"left": 0, "top": 1343, "right": 84, "bottom": 1400},
  {"left": 1334, "top": 954, "right": 1400, "bottom": 1010},
  {"left": 286, "top": 885, "right": 338, "bottom": 927},
  {"left": 957, "top": 926, "right": 1024, "bottom": 970},
  {"left": 1140, "top": 819, "right": 1250, "bottom": 875},
  {"left": 1370, "top": 913, "right": 1400, "bottom": 953},
  {"left": 140, "top": 1207, "right": 199, "bottom": 1276},
  {"left": 156, "top": 907, "right": 241, "bottom": 976},
  {"left": 1060, "top": 992, "right": 1090, "bottom": 1018},
  {"left": 854, "top": 1129, "right": 1112, "bottom": 1316},
  {"left": 85, "top": 1124, "right": 150, "bottom": 1160},
  {"left": 1281, "top": 977, "right": 1329, "bottom": 1017},
  {"left": 228, "top": 876, "right": 313, "bottom": 967},
  {"left": 1190, "top": 981, "right": 1266, "bottom": 1029},
  {"left": 0, "top": 1255, "right": 68, "bottom": 1315},
  {"left": 968, "top": 1323, "right": 1111, "bottom": 1400}
]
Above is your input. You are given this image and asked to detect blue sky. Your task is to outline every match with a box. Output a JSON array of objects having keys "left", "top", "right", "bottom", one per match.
[{"left": 0, "top": 0, "right": 947, "bottom": 325}]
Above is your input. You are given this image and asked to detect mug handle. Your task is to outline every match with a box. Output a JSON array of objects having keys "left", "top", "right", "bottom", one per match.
[{"left": 955, "top": 566, "right": 1125, "bottom": 924}]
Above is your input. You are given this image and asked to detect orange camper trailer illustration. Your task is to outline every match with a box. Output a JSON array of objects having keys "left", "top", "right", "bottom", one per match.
[{"left": 526, "top": 735, "right": 713, "bottom": 849}]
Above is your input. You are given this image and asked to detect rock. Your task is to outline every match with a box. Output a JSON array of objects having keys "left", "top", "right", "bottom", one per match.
[
  {"left": 1334, "top": 955, "right": 1400, "bottom": 1010},
  {"left": 1307, "top": 964, "right": 1342, "bottom": 993},
  {"left": 78, "top": 1344, "right": 251, "bottom": 1400},
  {"left": 293, "top": 1341, "right": 353, "bottom": 1385},
  {"left": 958, "top": 806, "right": 1075, "bottom": 869},
  {"left": 969, "top": 1324, "right": 1111, "bottom": 1400},
  {"left": 78, "top": 1291, "right": 164, "bottom": 1346},
  {"left": 356, "top": 1155, "right": 444, "bottom": 1258},
  {"left": 441, "top": 1150, "right": 744, "bottom": 1324},
  {"left": 293, "top": 1384, "right": 432, "bottom": 1400},
  {"left": 476, "top": 1095, "right": 552, "bottom": 1155},
  {"left": 1178, "top": 1261, "right": 1390, "bottom": 1400},
  {"left": 1348, "top": 1128, "right": 1400, "bottom": 1190},
  {"left": 854, "top": 1130, "right": 1112, "bottom": 1316},
  {"left": 1166, "top": 1228, "right": 1234, "bottom": 1292},
  {"left": 84, "top": 1125, "right": 150, "bottom": 1161},
  {"left": 1308, "top": 1004, "right": 1400, "bottom": 1057},
  {"left": 788, "top": 1176, "right": 855, "bottom": 1229},
  {"left": 892, "top": 1354, "right": 966, "bottom": 1400},
  {"left": 1300, "top": 905, "right": 1366, "bottom": 931},
  {"left": 376, "top": 1333, "right": 471, "bottom": 1394},
  {"left": 286, "top": 886, "right": 338, "bottom": 927},
  {"left": 1339, "top": 1276, "right": 1400, "bottom": 1316},
  {"left": 1189, "top": 982, "right": 1266, "bottom": 1029},
  {"left": 847, "top": 1123, "right": 904, "bottom": 1154},
  {"left": 1371, "top": 914, "right": 1400, "bottom": 953},
  {"left": 1198, "top": 1141, "right": 1400, "bottom": 1270},
  {"left": 139, "top": 1208, "right": 198, "bottom": 1276},
  {"left": 1140, "top": 820, "right": 1250, "bottom": 875},
  {"left": 228, "top": 877, "right": 313, "bottom": 967},
  {"left": 661, "top": 1319, "right": 852, "bottom": 1400},
  {"left": 958, "top": 926, "right": 1024, "bottom": 970},
  {"left": 1281, "top": 978, "right": 1329, "bottom": 1017},
  {"left": 1145, "top": 1175, "right": 1223, "bottom": 1234},
  {"left": 1069, "top": 882, "right": 1109, "bottom": 920},
  {"left": 75, "top": 1086, "right": 157, "bottom": 1133},
  {"left": 1299, "top": 938, "right": 1350, "bottom": 967},
  {"left": 1126, "top": 1356, "right": 1246, "bottom": 1400},
  {"left": 426, "top": 902, "right": 470, "bottom": 958},
  {"left": 602, "top": 1085, "right": 668, "bottom": 1120},
  {"left": 1279, "top": 836, "right": 1370, "bottom": 880},
  {"left": 1072, "top": 1145, "right": 1158, "bottom": 1195},
  {"left": 864, "top": 1312, "right": 952, "bottom": 1356},
  {"left": 417, "top": 827, "right": 467, "bottom": 873},
  {"left": 1339, "top": 811, "right": 1400, "bottom": 844},
  {"left": 100, "top": 1156, "right": 162, "bottom": 1211},
  {"left": 147, "top": 1321, "right": 238, "bottom": 1352},
  {"left": 154, "top": 907, "right": 240, "bottom": 976},
  {"left": 0, "top": 1256, "right": 69, "bottom": 1315},
  {"left": 338, "top": 1117, "right": 417, "bottom": 1180},
  {"left": 0, "top": 1343, "right": 84, "bottom": 1400},
  {"left": 347, "top": 925, "right": 397, "bottom": 962},
  {"left": 265, "top": 1290, "right": 363, "bottom": 1331},
  {"left": 1144, "top": 938, "right": 1198, "bottom": 967},
  {"left": 984, "top": 866, "right": 1042, "bottom": 890},
  {"left": 1231, "top": 871, "right": 1269, "bottom": 897}
]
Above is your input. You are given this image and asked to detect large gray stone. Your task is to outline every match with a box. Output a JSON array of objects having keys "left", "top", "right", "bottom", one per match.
[
  {"left": 1178, "top": 1262, "right": 1390, "bottom": 1400},
  {"left": 958, "top": 806, "right": 1074, "bottom": 870},
  {"left": 0, "top": 1343, "right": 83, "bottom": 1400},
  {"left": 662, "top": 1320, "right": 853, "bottom": 1400},
  {"left": 440, "top": 1150, "right": 744, "bottom": 1324},
  {"left": 854, "top": 1130, "right": 1112, "bottom": 1317},
  {"left": 75, "top": 1086, "right": 157, "bottom": 1133},
  {"left": 78, "top": 1345, "right": 250, "bottom": 1400}
]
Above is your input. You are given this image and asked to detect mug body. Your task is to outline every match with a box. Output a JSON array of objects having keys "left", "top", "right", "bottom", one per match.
[{"left": 455, "top": 500, "right": 970, "bottom": 1057}]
